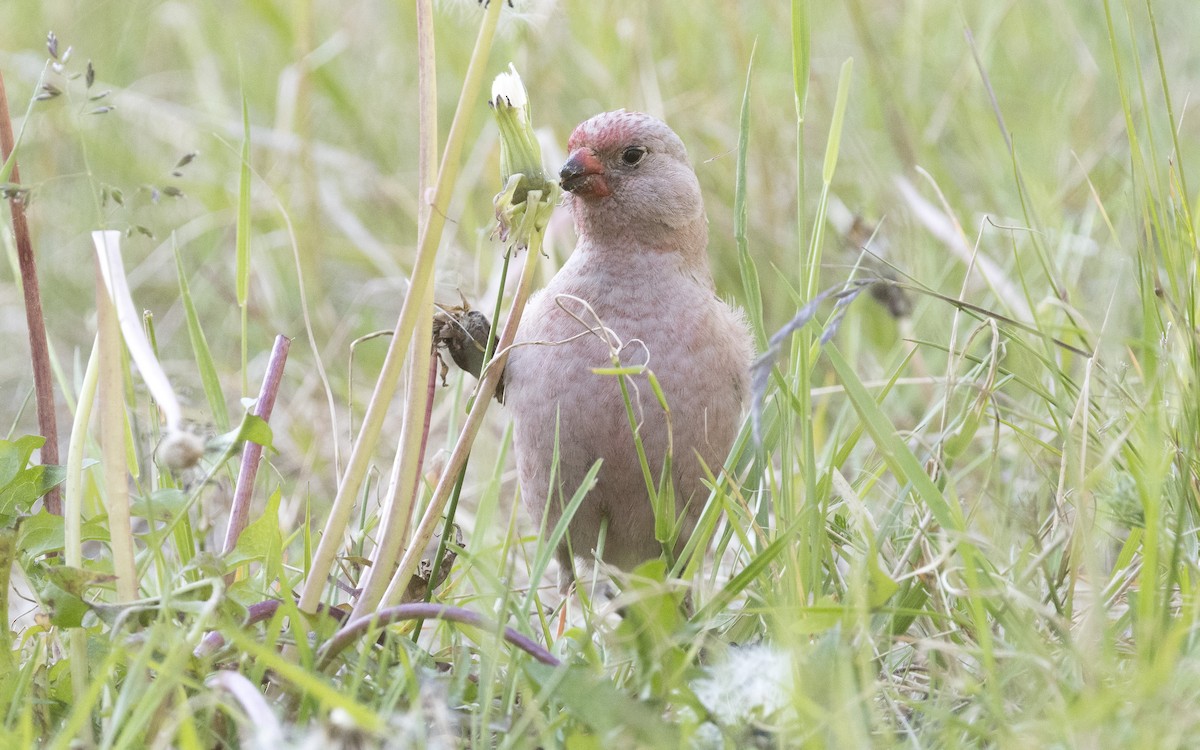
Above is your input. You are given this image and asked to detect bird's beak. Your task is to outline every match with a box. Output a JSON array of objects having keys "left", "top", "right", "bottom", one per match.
[{"left": 559, "top": 148, "right": 611, "bottom": 198}]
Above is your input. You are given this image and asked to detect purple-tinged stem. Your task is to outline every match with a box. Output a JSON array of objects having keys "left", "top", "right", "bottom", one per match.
[
  {"left": 194, "top": 598, "right": 345, "bottom": 657},
  {"left": 223, "top": 335, "right": 291, "bottom": 558},
  {"left": 196, "top": 599, "right": 557, "bottom": 669},
  {"left": 0, "top": 72, "right": 60, "bottom": 515},
  {"left": 322, "top": 603, "right": 560, "bottom": 668}
]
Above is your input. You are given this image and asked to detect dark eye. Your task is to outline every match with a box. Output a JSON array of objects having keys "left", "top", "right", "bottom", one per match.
[{"left": 621, "top": 146, "right": 647, "bottom": 166}]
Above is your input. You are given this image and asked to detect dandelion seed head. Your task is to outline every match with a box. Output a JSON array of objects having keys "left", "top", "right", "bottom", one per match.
[
  {"left": 691, "top": 645, "right": 794, "bottom": 726},
  {"left": 436, "top": 0, "right": 558, "bottom": 34}
]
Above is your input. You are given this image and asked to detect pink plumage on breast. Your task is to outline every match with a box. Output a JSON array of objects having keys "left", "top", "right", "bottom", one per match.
[{"left": 503, "top": 110, "right": 753, "bottom": 590}]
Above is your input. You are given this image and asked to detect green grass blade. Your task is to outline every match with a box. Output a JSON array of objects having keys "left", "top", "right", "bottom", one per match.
[
  {"left": 236, "top": 88, "right": 252, "bottom": 393},
  {"left": 735, "top": 42, "right": 767, "bottom": 351},
  {"left": 826, "top": 344, "right": 961, "bottom": 531},
  {"left": 821, "top": 57, "right": 853, "bottom": 186},
  {"left": 173, "top": 238, "right": 229, "bottom": 430},
  {"left": 524, "top": 459, "right": 602, "bottom": 598}
]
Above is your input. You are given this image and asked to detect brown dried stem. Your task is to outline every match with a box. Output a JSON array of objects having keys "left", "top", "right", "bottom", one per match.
[{"left": 0, "top": 71, "right": 60, "bottom": 514}]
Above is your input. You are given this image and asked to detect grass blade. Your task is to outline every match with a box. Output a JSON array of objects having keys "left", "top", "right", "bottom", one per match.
[{"left": 173, "top": 238, "right": 229, "bottom": 430}]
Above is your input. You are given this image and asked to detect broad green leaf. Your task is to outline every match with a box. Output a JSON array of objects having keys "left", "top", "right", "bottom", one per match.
[
  {"left": 227, "top": 488, "right": 282, "bottom": 568},
  {"left": 791, "top": 595, "right": 844, "bottom": 634},
  {"left": 18, "top": 511, "right": 108, "bottom": 559},
  {"left": 206, "top": 414, "right": 274, "bottom": 457},
  {"left": 889, "top": 582, "right": 930, "bottom": 637},
  {"left": 0, "top": 441, "right": 21, "bottom": 488},
  {"left": 236, "top": 413, "right": 274, "bottom": 448},
  {"left": 11, "top": 435, "right": 44, "bottom": 473},
  {"left": 38, "top": 581, "right": 89, "bottom": 628},
  {"left": 45, "top": 565, "right": 116, "bottom": 597},
  {"left": 130, "top": 489, "right": 188, "bottom": 522},
  {"left": 0, "top": 464, "right": 65, "bottom": 517}
]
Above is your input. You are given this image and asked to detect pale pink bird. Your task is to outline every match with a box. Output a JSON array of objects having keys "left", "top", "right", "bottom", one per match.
[{"left": 502, "top": 110, "right": 753, "bottom": 592}]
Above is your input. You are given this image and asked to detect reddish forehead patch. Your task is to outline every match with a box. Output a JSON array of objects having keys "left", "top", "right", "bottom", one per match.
[{"left": 567, "top": 110, "right": 653, "bottom": 153}]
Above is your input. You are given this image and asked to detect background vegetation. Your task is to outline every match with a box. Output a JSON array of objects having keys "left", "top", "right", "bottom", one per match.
[{"left": 3, "top": 0, "right": 1200, "bottom": 746}]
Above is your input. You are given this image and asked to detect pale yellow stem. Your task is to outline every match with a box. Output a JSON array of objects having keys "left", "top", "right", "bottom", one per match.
[
  {"left": 348, "top": 0, "right": 442, "bottom": 620},
  {"left": 297, "top": 0, "right": 503, "bottom": 614},
  {"left": 96, "top": 260, "right": 137, "bottom": 602},
  {"left": 379, "top": 234, "right": 542, "bottom": 609},
  {"left": 351, "top": 279, "right": 435, "bottom": 617},
  {"left": 65, "top": 334, "right": 100, "bottom": 726}
]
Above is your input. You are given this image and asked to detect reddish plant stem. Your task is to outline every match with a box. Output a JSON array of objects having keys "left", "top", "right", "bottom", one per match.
[
  {"left": 320, "top": 603, "right": 560, "bottom": 668},
  {"left": 196, "top": 598, "right": 559, "bottom": 669},
  {"left": 0, "top": 71, "right": 60, "bottom": 515},
  {"left": 223, "top": 335, "right": 291, "bottom": 558},
  {"left": 413, "top": 346, "right": 439, "bottom": 499},
  {"left": 193, "top": 598, "right": 344, "bottom": 657}
]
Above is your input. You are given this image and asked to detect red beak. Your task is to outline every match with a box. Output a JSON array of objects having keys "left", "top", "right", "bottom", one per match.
[{"left": 559, "top": 148, "right": 610, "bottom": 198}]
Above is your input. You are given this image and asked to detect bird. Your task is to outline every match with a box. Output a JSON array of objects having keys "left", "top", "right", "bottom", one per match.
[{"left": 501, "top": 110, "right": 754, "bottom": 594}]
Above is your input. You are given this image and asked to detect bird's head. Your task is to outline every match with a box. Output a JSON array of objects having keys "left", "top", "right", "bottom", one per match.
[{"left": 559, "top": 110, "right": 706, "bottom": 253}]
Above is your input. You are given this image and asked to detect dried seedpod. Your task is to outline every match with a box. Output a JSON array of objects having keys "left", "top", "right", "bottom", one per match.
[
  {"left": 841, "top": 212, "right": 913, "bottom": 320},
  {"left": 401, "top": 523, "right": 464, "bottom": 604},
  {"left": 156, "top": 427, "right": 206, "bottom": 472},
  {"left": 432, "top": 302, "right": 503, "bottom": 401}
]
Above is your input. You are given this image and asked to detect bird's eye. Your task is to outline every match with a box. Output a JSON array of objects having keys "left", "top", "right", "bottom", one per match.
[{"left": 621, "top": 146, "right": 647, "bottom": 166}]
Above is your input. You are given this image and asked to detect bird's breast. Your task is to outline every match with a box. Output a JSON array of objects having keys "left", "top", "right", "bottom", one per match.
[{"left": 504, "top": 251, "right": 750, "bottom": 467}]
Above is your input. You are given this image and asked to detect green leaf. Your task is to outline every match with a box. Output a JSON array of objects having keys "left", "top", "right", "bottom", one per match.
[
  {"left": 20, "top": 511, "right": 66, "bottom": 559},
  {"left": 525, "top": 459, "right": 601, "bottom": 593},
  {"left": 822, "top": 57, "right": 853, "bottom": 185},
  {"left": 889, "top": 581, "right": 930, "bottom": 637},
  {"left": 130, "top": 488, "right": 189, "bottom": 521},
  {"left": 236, "top": 90, "right": 251, "bottom": 306},
  {"left": 791, "top": 595, "right": 844, "bottom": 634},
  {"left": 613, "top": 560, "right": 690, "bottom": 690},
  {"left": 236, "top": 413, "right": 274, "bottom": 448},
  {"left": 564, "top": 733, "right": 604, "bottom": 750},
  {"left": 206, "top": 414, "right": 274, "bottom": 457},
  {"left": 227, "top": 488, "right": 282, "bottom": 568},
  {"left": 18, "top": 511, "right": 108, "bottom": 559},
  {"left": 826, "top": 345, "right": 963, "bottom": 531},
  {"left": 866, "top": 553, "right": 900, "bottom": 609},
  {"left": 791, "top": 0, "right": 810, "bottom": 119},
  {"left": 0, "top": 470, "right": 40, "bottom": 518},
  {"left": 173, "top": 240, "right": 229, "bottom": 430},
  {"left": 694, "top": 512, "right": 807, "bottom": 623},
  {"left": 38, "top": 581, "right": 89, "bottom": 628},
  {"left": 37, "top": 465, "right": 68, "bottom": 496},
  {"left": 4, "top": 436, "right": 44, "bottom": 482},
  {"left": 523, "top": 662, "right": 679, "bottom": 747},
  {"left": 0, "top": 441, "right": 20, "bottom": 488},
  {"left": 45, "top": 565, "right": 116, "bottom": 597},
  {"left": 942, "top": 388, "right": 989, "bottom": 461},
  {"left": 0, "top": 462, "right": 68, "bottom": 519},
  {"left": 735, "top": 43, "right": 767, "bottom": 351}
]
